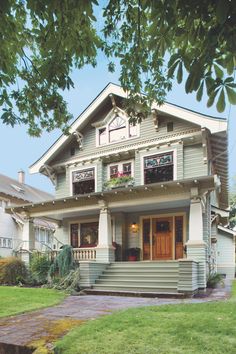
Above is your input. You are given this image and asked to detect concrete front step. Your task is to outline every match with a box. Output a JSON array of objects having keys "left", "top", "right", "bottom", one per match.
[
  {"left": 96, "top": 279, "right": 178, "bottom": 286},
  {"left": 105, "top": 269, "right": 179, "bottom": 275},
  {"left": 84, "top": 288, "right": 186, "bottom": 298},
  {"left": 99, "top": 274, "right": 178, "bottom": 280},
  {"left": 109, "top": 262, "right": 179, "bottom": 268},
  {"left": 92, "top": 284, "right": 179, "bottom": 293}
]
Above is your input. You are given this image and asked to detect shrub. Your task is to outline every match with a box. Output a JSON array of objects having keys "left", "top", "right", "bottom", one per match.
[
  {"left": 207, "top": 272, "right": 224, "bottom": 288},
  {"left": 30, "top": 253, "right": 51, "bottom": 284},
  {"left": 0, "top": 257, "right": 27, "bottom": 285},
  {"left": 49, "top": 245, "right": 75, "bottom": 278}
]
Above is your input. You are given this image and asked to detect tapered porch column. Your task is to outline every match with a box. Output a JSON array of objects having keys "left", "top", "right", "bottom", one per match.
[
  {"left": 21, "top": 217, "right": 35, "bottom": 263},
  {"left": 96, "top": 204, "right": 115, "bottom": 263},
  {"left": 186, "top": 198, "right": 207, "bottom": 289}
]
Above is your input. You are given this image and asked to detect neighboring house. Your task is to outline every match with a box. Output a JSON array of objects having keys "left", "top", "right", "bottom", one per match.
[
  {"left": 0, "top": 171, "right": 57, "bottom": 259},
  {"left": 7, "top": 83, "right": 235, "bottom": 294}
]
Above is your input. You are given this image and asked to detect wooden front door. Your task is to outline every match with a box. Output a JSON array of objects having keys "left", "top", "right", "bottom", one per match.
[{"left": 152, "top": 217, "right": 172, "bottom": 260}]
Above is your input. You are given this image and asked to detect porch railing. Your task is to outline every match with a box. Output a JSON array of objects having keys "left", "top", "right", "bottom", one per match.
[
  {"left": 50, "top": 248, "right": 97, "bottom": 262},
  {"left": 73, "top": 248, "right": 96, "bottom": 261}
]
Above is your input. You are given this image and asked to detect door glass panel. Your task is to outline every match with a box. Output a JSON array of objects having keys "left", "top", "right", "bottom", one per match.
[
  {"left": 142, "top": 219, "right": 150, "bottom": 260},
  {"left": 175, "top": 216, "right": 183, "bottom": 259}
]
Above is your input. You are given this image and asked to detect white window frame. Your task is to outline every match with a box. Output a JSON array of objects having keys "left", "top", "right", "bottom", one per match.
[
  {"left": 107, "top": 160, "right": 135, "bottom": 180},
  {"left": 141, "top": 148, "right": 177, "bottom": 185},
  {"left": 70, "top": 164, "right": 97, "bottom": 196},
  {"left": 95, "top": 113, "right": 140, "bottom": 147}
]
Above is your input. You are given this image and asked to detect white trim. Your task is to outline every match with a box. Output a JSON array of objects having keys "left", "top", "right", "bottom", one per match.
[
  {"left": 30, "top": 83, "right": 226, "bottom": 174},
  {"left": 69, "top": 164, "right": 98, "bottom": 197},
  {"left": 218, "top": 225, "right": 236, "bottom": 237},
  {"left": 140, "top": 148, "right": 177, "bottom": 185},
  {"left": 107, "top": 159, "right": 134, "bottom": 179}
]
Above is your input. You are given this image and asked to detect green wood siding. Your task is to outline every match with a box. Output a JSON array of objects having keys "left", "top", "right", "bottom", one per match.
[
  {"left": 183, "top": 144, "right": 207, "bottom": 178},
  {"left": 51, "top": 114, "right": 198, "bottom": 165}
]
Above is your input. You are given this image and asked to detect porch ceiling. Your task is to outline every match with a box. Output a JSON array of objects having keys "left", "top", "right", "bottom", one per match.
[{"left": 6, "top": 175, "right": 217, "bottom": 221}]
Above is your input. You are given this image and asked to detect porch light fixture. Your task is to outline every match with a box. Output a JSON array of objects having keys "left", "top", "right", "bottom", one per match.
[{"left": 131, "top": 222, "right": 138, "bottom": 233}]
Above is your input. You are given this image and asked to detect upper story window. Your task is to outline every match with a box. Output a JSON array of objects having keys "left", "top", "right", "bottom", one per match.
[
  {"left": 96, "top": 113, "right": 139, "bottom": 146},
  {"left": 109, "top": 161, "right": 133, "bottom": 179},
  {"left": 72, "top": 168, "right": 95, "bottom": 195},
  {"left": 144, "top": 152, "right": 174, "bottom": 184}
]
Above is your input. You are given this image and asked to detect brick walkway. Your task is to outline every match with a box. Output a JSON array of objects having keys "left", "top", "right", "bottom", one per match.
[{"left": 0, "top": 281, "right": 232, "bottom": 352}]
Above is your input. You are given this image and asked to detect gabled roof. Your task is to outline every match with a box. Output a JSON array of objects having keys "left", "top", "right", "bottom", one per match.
[
  {"left": 30, "top": 83, "right": 227, "bottom": 174},
  {"left": 0, "top": 173, "right": 54, "bottom": 203}
]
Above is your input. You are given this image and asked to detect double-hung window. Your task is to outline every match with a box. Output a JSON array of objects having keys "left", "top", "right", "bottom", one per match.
[
  {"left": 72, "top": 168, "right": 95, "bottom": 195},
  {"left": 109, "top": 161, "right": 132, "bottom": 179},
  {"left": 144, "top": 152, "right": 174, "bottom": 184}
]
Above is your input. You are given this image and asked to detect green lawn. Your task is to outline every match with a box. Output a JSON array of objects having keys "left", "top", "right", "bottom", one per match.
[
  {"left": 0, "top": 286, "right": 66, "bottom": 318},
  {"left": 55, "top": 281, "right": 236, "bottom": 354}
]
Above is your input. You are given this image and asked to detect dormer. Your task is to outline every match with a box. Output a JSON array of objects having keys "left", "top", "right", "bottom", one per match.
[{"left": 92, "top": 107, "right": 140, "bottom": 147}]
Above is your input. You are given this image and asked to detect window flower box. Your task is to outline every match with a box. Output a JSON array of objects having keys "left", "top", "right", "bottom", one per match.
[{"left": 104, "top": 173, "right": 134, "bottom": 190}]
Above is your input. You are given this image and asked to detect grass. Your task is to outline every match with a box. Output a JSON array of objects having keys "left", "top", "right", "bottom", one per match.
[
  {"left": 0, "top": 286, "right": 66, "bottom": 318},
  {"left": 55, "top": 281, "right": 236, "bottom": 354}
]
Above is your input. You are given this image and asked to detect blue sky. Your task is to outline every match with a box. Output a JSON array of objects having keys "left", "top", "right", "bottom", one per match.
[{"left": 0, "top": 56, "right": 235, "bottom": 195}]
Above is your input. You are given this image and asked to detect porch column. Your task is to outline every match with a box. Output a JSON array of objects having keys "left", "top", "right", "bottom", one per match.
[
  {"left": 96, "top": 204, "right": 115, "bottom": 263},
  {"left": 21, "top": 217, "right": 35, "bottom": 263},
  {"left": 186, "top": 198, "right": 207, "bottom": 289}
]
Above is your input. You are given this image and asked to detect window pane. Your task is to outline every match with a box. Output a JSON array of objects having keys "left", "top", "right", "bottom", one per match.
[
  {"left": 71, "top": 224, "right": 79, "bottom": 248},
  {"left": 129, "top": 124, "right": 137, "bottom": 137},
  {"left": 123, "top": 163, "right": 131, "bottom": 176},
  {"left": 109, "top": 116, "right": 126, "bottom": 142},
  {"left": 110, "top": 165, "right": 118, "bottom": 178},
  {"left": 80, "top": 222, "right": 98, "bottom": 247},
  {"left": 109, "top": 127, "right": 126, "bottom": 142},
  {"left": 99, "top": 128, "right": 106, "bottom": 145}
]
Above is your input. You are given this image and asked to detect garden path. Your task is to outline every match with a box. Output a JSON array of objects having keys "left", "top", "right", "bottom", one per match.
[{"left": 0, "top": 281, "right": 232, "bottom": 352}]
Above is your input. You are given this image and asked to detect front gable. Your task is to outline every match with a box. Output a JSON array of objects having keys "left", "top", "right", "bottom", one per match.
[{"left": 30, "top": 83, "right": 227, "bottom": 174}]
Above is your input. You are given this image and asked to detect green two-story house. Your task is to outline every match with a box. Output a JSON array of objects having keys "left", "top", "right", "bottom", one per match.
[{"left": 10, "top": 83, "right": 233, "bottom": 295}]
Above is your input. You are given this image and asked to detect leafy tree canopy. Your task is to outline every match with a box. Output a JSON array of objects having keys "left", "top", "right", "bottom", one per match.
[{"left": 0, "top": 0, "right": 236, "bottom": 135}]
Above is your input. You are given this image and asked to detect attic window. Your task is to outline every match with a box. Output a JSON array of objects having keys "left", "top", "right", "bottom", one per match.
[
  {"left": 167, "top": 122, "right": 173, "bottom": 132},
  {"left": 11, "top": 184, "right": 24, "bottom": 193},
  {"left": 97, "top": 115, "right": 139, "bottom": 146}
]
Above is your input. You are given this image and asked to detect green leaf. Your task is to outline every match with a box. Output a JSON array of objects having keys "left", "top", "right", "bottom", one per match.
[
  {"left": 207, "top": 89, "right": 219, "bottom": 108},
  {"left": 216, "top": 89, "right": 226, "bottom": 112},
  {"left": 177, "top": 62, "right": 183, "bottom": 84},
  {"left": 196, "top": 81, "right": 204, "bottom": 102},
  {"left": 226, "top": 86, "right": 236, "bottom": 105},
  {"left": 167, "top": 60, "right": 179, "bottom": 78},
  {"left": 185, "top": 73, "right": 194, "bottom": 93},
  {"left": 214, "top": 64, "right": 223, "bottom": 79}
]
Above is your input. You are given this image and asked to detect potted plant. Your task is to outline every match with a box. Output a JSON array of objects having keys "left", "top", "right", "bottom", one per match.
[
  {"left": 126, "top": 247, "right": 141, "bottom": 261},
  {"left": 104, "top": 173, "right": 134, "bottom": 190}
]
